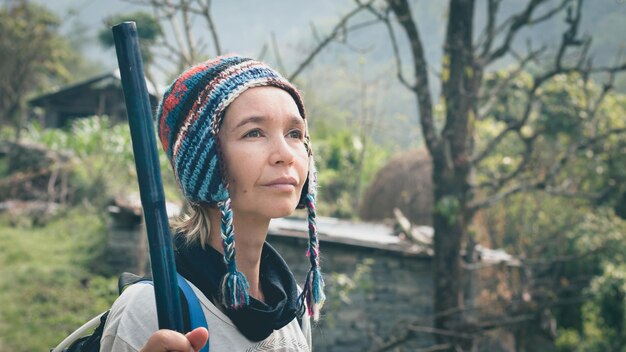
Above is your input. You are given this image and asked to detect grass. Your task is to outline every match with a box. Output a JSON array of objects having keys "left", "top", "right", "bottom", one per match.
[{"left": 0, "top": 207, "right": 118, "bottom": 352}]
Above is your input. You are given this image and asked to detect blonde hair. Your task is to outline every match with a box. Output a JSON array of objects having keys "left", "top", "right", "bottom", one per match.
[{"left": 170, "top": 203, "right": 212, "bottom": 248}]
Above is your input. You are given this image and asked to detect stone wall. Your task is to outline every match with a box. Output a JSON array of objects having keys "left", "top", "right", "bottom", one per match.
[
  {"left": 105, "top": 198, "right": 150, "bottom": 275},
  {"left": 268, "top": 234, "right": 434, "bottom": 351}
]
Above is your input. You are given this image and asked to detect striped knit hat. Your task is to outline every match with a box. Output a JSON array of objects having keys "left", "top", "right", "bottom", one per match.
[{"left": 156, "top": 55, "right": 325, "bottom": 321}]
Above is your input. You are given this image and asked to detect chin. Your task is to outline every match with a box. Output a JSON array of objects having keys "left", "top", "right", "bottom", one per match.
[
  {"left": 234, "top": 196, "right": 300, "bottom": 219},
  {"left": 265, "top": 200, "right": 299, "bottom": 219},
  {"left": 269, "top": 206, "right": 298, "bottom": 219}
]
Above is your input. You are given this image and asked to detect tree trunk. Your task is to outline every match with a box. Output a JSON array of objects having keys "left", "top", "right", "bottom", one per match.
[
  {"left": 388, "top": 0, "right": 479, "bottom": 347},
  {"left": 433, "top": 0, "right": 476, "bottom": 347},
  {"left": 432, "top": 149, "right": 469, "bottom": 331}
]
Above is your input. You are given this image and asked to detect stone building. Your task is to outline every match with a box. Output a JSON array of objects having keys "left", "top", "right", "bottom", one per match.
[{"left": 268, "top": 216, "right": 436, "bottom": 351}]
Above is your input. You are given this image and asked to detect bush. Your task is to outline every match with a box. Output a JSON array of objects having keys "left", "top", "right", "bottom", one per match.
[
  {"left": 20, "top": 116, "right": 182, "bottom": 207},
  {"left": 556, "top": 264, "right": 626, "bottom": 352}
]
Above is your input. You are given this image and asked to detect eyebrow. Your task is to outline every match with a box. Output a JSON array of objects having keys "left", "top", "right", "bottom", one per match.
[{"left": 234, "top": 115, "right": 304, "bottom": 129}]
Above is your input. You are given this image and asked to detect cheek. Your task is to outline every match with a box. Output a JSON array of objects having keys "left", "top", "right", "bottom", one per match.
[
  {"left": 297, "top": 154, "right": 309, "bottom": 183},
  {"left": 226, "top": 149, "right": 261, "bottom": 190}
]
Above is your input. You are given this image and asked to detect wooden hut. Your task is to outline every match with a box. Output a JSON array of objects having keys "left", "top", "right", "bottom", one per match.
[{"left": 28, "top": 71, "right": 158, "bottom": 128}]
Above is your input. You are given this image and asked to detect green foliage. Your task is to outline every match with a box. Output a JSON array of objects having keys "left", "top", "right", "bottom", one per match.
[
  {"left": 483, "top": 192, "right": 626, "bottom": 350},
  {"left": 476, "top": 68, "right": 626, "bottom": 349},
  {"left": 592, "top": 265, "right": 626, "bottom": 336},
  {"left": 20, "top": 116, "right": 182, "bottom": 208},
  {"left": 0, "top": 1, "right": 83, "bottom": 132},
  {"left": 0, "top": 208, "right": 118, "bottom": 352},
  {"left": 98, "top": 11, "right": 163, "bottom": 64},
  {"left": 313, "top": 126, "right": 389, "bottom": 219},
  {"left": 482, "top": 192, "right": 626, "bottom": 345},
  {"left": 435, "top": 196, "right": 461, "bottom": 225},
  {"left": 556, "top": 263, "right": 626, "bottom": 351},
  {"left": 477, "top": 71, "right": 626, "bottom": 214},
  {"left": 329, "top": 258, "right": 374, "bottom": 305},
  {"left": 324, "top": 258, "right": 374, "bottom": 328}
]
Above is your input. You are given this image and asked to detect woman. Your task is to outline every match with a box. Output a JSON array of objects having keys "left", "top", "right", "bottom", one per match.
[{"left": 100, "top": 55, "right": 325, "bottom": 352}]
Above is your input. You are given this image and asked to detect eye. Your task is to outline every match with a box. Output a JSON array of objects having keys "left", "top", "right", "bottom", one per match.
[
  {"left": 243, "top": 129, "right": 263, "bottom": 138},
  {"left": 287, "top": 129, "right": 304, "bottom": 140}
]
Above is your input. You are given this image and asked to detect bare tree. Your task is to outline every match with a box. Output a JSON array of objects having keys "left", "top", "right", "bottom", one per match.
[
  {"left": 124, "top": 0, "right": 381, "bottom": 79},
  {"left": 124, "top": 0, "right": 222, "bottom": 70},
  {"left": 352, "top": 0, "right": 626, "bottom": 349}
]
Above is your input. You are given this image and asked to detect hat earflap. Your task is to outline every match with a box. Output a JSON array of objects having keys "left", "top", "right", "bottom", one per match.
[{"left": 218, "top": 196, "right": 250, "bottom": 309}]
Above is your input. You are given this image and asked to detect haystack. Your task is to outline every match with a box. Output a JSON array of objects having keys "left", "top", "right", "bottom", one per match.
[{"left": 359, "top": 148, "right": 433, "bottom": 225}]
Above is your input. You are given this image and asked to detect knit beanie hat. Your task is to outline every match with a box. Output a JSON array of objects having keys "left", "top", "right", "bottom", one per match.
[{"left": 156, "top": 55, "right": 325, "bottom": 321}]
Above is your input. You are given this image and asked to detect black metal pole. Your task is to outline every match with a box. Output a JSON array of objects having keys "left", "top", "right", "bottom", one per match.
[{"left": 112, "top": 21, "right": 184, "bottom": 332}]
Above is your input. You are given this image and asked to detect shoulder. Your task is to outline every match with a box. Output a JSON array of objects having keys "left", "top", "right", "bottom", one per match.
[{"left": 100, "top": 283, "right": 159, "bottom": 351}]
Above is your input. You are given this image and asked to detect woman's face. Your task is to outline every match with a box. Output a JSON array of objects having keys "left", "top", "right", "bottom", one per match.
[{"left": 219, "top": 86, "right": 309, "bottom": 221}]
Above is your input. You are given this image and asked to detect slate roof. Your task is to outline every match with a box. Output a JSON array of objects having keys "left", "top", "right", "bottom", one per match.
[{"left": 269, "top": 216, "right": 520, "bottom": 266}]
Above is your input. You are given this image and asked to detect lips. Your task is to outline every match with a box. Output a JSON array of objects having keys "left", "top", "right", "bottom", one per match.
[
  {"left": 263, "top": 176, "right": 298, "bottom": 187},
  {"left": 262, "top": 176, "right": 299, "bottom": 192}
]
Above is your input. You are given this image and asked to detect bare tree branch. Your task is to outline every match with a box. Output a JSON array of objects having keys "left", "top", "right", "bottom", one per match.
[
  {"left": 471, "top": 125, "right": 626, "bottom": 210},
  {"left": 127, "top": 0, "right": 222, "bottom": 64},
  {"left": 150, "top": 0, "right": 192, "bottom": 64},
  {"left": 477, "top": 45, "right": 545, "bottom": 120},
  {"left": 362, "top": 4, "right": 415, "bottom": 91},
  {"left": 471, "top": 0, "right": 626, "bottom": 210},
  {"left": 482, "top": 0, "right": 572, "bottom": 65},
  {"left": 474, "top": 131, "right": 537, "bottom": 191},
  {"left": 195, "top": 0, "right": 222, "bottom": 55},
  {"left": 287, "top": 1, "right": 372, "bottom": 81},
  {"left": 179, "top": 0, "right": 197, "bottom": 63},
  {"left": 477, "top": 0, "right": 501, "bottom": 58},
  {"left": 474, "top": 314, "right": 535, "bottom": 330},
  {"left": 386, "top": 0, "right": 438, "bottom": 152},
  {"left": 156, "top": 37, "right": 188, "bottom": 66},
  {"left": 408, "top": 326, "right": 475, "bottom": 340},
  {"left": 555, "top": 0, "right": 583, "bottom": 70},
  {"left": 270, "top": 32, "right": 286, "bottom": 73},
  {"left": 472, "top": 77, "right": 540, "bottom": 168},
  {"left": 528, "top": 0, "right": 570, "bottom": 25}
]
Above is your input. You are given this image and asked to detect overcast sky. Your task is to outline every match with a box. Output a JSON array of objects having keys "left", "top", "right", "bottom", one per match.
[{"left": 35, "top": 0, "right": 355, "bottom": 80}]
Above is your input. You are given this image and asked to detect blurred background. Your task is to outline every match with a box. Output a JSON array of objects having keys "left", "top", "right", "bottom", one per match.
[{"left": 1, "top": 0, "right": 626, "bottom": 351}]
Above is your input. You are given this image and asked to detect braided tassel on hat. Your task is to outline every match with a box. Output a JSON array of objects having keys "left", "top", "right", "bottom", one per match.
[
  {"left": 298, "top": 159, "right": 325, "bottom": 321},
  {"left": 218, "top": 197, "right": 250, "bottom": 309}
]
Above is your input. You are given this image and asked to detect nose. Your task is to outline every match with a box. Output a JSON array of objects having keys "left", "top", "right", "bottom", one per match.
[{"left": 269, "top": 135, "right": 296, "bottom": 165}]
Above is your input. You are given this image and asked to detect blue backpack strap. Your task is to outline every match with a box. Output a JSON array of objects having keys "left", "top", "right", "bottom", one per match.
[{"left": 177, "top": 273, "right": 209, "bottom": 352}]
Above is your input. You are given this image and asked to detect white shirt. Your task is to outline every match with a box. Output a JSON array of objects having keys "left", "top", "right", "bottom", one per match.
[{"left": 100, "top": 279, "right": 312, "bottom": 352}]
